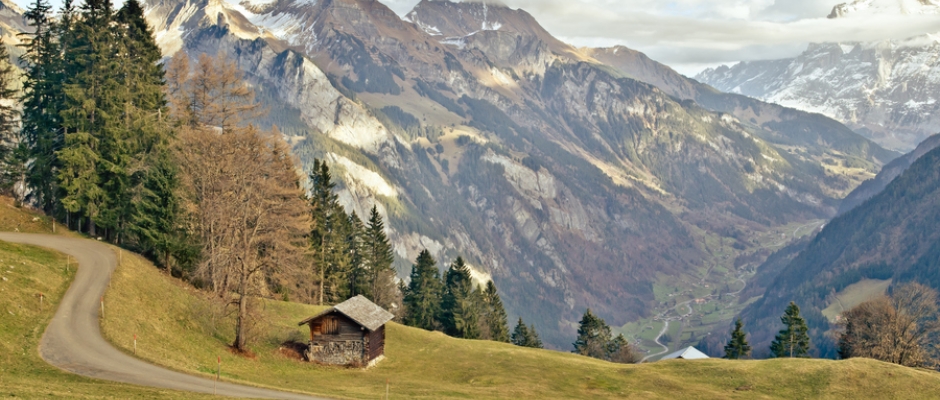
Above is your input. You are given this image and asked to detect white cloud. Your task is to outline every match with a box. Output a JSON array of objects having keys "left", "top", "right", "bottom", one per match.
[{"left": 379, "top": 0, "right": 940, "bottom": 74}]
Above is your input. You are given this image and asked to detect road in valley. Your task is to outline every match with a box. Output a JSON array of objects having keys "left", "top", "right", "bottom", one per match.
[
  {"left": 640, "top": 320, "right": 670, "bottom": 363},
  {"left": 0, "top": 233, "right": 324, "bottom": 399}
]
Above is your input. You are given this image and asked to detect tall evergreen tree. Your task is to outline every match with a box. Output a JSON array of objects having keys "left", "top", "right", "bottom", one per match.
[
  {"left": 403, "top": 249, "right": 442, "bottom": 331},
  {"left": 0, "top": 38, "right": 22, "bottom": 193},
  {"left": 481, "top": 280, "right": 510, "bottom": 342},
  {"left": 724, "top": 318, "right": 751, "bottom": 359},
  {"left": 363, "top": 205, "right": 397, "bottom": 310},
  {"left": 19, "top": 0, "right": 63, "bottom": 213},
  {"left": 511, "top": 317, "right": 530, "bottom": 347},
  {"left": 440, "top": 257, "right": 480, "bottom": 339},
  {"left": 526, "top": 322, "right": 543, "bottom": 349},
  {"left": 308, "top": 159, "right": 348, "bottom": 304},
  {"left": 58, "top": 0, "right": 124, "bottom": 236},
  {"left": 573, "top": 308, "right": 612, "bottom": 359},
  {"left": 113, "top": 0, "right": 175, "bottom": 249},
  {"left": 770, "top": 302, "right": 811, "bottom": 358},
  {"left": 344, "top": 211, "right": 367, "bottom": 298}
]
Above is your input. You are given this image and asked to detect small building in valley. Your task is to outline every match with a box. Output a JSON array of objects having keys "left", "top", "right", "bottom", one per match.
[
  {"left": 659, "top": 346, "right": 709, "bottom": 361},
  {"left": 297, "top": 295, "right": 394, "bottom": 367}
]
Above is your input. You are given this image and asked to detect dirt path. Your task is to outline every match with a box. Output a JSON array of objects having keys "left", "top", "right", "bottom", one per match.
[{"left": 0, "top": 233, "right": 324, "bottom": 399}]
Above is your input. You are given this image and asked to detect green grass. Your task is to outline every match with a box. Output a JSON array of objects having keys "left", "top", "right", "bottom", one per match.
[
  {"left": 822, "top": 279, "right": 892, "bottom": 321},
  {"left": 0, "top": 198, "right": 57, "bottom": 234},
  {"left": 0, "top": 239, "right": 213, "bottom": 399},
  {"left": 97, "top": 250, "right": 940, "bottom": 399}
]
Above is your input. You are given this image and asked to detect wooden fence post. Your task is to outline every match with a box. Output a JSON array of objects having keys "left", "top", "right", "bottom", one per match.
[{"left": 215, "top": 356, "right": 221, "bottom": 395}]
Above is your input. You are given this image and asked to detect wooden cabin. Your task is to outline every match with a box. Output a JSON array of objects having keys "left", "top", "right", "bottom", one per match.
[{"left": 297, "top": 295, "right": 394, "bottom": 367}]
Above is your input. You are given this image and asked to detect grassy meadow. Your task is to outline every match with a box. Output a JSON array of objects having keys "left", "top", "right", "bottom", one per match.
[{"left": 100, "top": 244, "right": 940, "bottom": 399}]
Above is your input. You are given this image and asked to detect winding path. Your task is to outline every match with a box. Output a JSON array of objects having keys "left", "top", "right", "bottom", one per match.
[
  {"left": 640, "top": 320, "right": 670, "bottom": 363},
  {"left": 0, "top": 233, "right": 323, "bottom": 399}
]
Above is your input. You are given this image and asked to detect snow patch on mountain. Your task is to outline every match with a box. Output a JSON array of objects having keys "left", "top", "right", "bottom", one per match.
[{"left": 829, "top": 0, "right": 940, "bottom": 18}]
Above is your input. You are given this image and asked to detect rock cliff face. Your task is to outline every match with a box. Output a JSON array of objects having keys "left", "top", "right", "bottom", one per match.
[
  {"left": 143, "top": 0, "right": 894, "bottom": 347},
  {"left": 697, "top": 0, "right": 940, "bottom": 152}
]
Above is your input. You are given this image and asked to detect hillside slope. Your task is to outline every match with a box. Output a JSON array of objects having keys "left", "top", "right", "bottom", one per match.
[
  {"left": 99, "top": 236, "right": 940, "bottom": 399},
  {"left": 839, "top": 133, "right": 940, "bottom": 215},
  {"left": 742, "top": 144, "right": 940, "bottom": 357}
]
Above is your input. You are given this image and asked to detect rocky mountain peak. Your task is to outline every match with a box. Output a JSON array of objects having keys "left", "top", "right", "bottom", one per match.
[
  {"left": 828, "top": 0, "right": 940, "bottom": 18},
  {"left": 407, "top": 0, "right": 532, "bottom": 37},
  {"left": 406, "top": 0, "right": 580, "bottom": 61}
]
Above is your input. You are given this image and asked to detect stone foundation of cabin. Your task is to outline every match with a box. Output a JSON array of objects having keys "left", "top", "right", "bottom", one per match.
[{"left": 305, "top": 341, "right": 365, "bottom": 366}]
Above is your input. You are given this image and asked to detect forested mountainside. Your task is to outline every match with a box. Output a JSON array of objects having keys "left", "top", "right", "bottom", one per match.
[
  {"left": 741, "top": 144, "right": 940, "bottom": 357},
  {"left": 839, "top": 133, "right": 940, "bottom": 215},
  {"left": 697, "top": 0, "right": 940, "bottom": 152},
  {"left": 137, "top": 0, "right": 897, "bottom": 347}
]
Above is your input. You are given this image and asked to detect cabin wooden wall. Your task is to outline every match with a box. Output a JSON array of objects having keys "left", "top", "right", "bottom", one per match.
[
  {"left": 309, "top": 313, "right": 366, "bottom": 343},
  {"left": 367, "top": 325, "right": 385, "bottom": 362},
  {"left": 306, "top": 312, "right": 368, "bottom": 365}
]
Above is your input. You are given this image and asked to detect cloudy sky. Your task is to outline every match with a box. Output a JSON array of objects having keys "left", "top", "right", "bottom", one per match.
[
  {"left": 380, "top": 0, "right": 940, "bottom": 75},
  {"left": 17, "top": 0, "right": 939, "bottom": 75}
]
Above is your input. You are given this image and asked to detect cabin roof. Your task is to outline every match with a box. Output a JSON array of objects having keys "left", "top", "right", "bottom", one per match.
[
  {"left": 298, "top": 295, "right": 394, "bottom": 331},
  {"left": 659, "top": 346, "right": 709, "bottom": 360}
]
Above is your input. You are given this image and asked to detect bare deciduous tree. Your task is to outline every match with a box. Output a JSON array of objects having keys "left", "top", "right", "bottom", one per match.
[
  {"left": 838, "top": 282, "right": 940, "bottom": 367},
  {"left": 170, "top": 52, "right": 310, "bottom": 352}
]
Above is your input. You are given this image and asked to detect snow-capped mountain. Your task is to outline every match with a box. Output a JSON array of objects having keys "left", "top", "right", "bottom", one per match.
[{"left": 697, "top": 0, "right": 940, "bottom": 152}]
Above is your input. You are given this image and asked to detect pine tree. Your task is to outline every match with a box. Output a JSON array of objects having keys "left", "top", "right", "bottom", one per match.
[
  {"left": 308, "top": 159, "right": 349, "bottom": 305},
  {"left": 724, "top": 318, "right": 751, "bottom": 359},
  {"left": 440, "top": 257, "right": 480, "bottom": 339},
  {"left": 573, "top": 308, "right": 612, "bottom": 359},
  {"left": 0, "top": 37, "right": 22, "bottom": 193},
  {"left": 403, "top": 250, "right": 443, "bottom": 331},
  {"left": 19, "top": 0, "right": 64, "bottom": 213},
  {"left": 344, "top": 212, "right": 367, "bottom": 298},
  {"left": 58, "top": 0, "right": 125, "bottom": 236},
  {"left": 363, "top": 205, "right": 397, "bottom": 311},
  {"left": 481, "top": 280, "right": 510, "bottom": 342},
  {"left": 526, "top": 322, "right": 543, "bottom": 349},
  {"left": 112, "top": 0, "right": 175, "bottom": 249},
  {"left": 511, "top": 317, "right": 530, "bottom": 346},
  {"left": 770, "top": 302, "right": 811, "bottom": 358}
]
